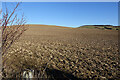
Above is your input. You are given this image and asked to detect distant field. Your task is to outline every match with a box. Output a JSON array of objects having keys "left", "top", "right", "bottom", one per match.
[
  {"left": 79, "top": 25, "right": 120, "bottom": 30},
  {"left": 5, "top": 24, "right": 119, "bottom": 79}
]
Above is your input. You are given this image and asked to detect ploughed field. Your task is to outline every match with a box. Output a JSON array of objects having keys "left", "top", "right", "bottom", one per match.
[{"left": 6, "top": 25, "right": 119, "bottom": 79}]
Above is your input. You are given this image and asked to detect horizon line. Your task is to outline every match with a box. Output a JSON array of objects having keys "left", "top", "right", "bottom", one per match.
[{"left": 26, "top": 23, "right": 118, "bottom": 27}]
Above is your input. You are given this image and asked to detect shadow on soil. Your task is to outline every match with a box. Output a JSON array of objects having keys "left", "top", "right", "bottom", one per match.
[{"left": 46, "top": 68, "right": 80, "bottom": 80}]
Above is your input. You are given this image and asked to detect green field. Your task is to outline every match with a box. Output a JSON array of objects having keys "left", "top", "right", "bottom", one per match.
[{"left": 79, "top": 25, "right": 120, "bottom": 30}]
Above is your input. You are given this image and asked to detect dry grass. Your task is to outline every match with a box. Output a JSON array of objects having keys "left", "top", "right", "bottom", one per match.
[{"left": 4, "top": 24, "right": 120, "bottom": 79}]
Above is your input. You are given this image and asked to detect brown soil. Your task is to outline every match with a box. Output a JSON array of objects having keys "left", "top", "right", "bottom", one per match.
[{"left": 5, "top": 25, "right": 120, "bottom": 79}]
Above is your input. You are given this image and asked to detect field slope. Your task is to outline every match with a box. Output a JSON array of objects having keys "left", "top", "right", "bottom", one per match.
[{"left": 6, "top": 24, "right": 119, "bottom": 79}]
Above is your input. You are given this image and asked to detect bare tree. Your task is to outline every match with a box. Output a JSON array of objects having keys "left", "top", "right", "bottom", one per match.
[{"left": 1, "top": 2, "right": 27, "bottom": 78}]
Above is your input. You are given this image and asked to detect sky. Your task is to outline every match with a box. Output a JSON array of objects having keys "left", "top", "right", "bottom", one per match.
[{"left": 2, "top": 2, "right": 118, "bottom": 27}]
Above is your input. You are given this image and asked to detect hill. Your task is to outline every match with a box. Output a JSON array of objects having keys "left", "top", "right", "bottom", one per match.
[
  {"left": 26, "top": 24, "right": 73, "bottom": 29},
  {"left": 79, "top": 25, "right": 120, "bottom": 30},
  {"left": 5, "top": 24, "right": 119, "bottom": 79}
]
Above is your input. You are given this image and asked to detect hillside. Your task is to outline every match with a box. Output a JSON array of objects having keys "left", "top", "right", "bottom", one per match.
[
  {"left": 79, "top": 25, "right": 120, "bottom": 30},
  {"left": 27, "top": 24, "right": 73, "bottom": 28},
  {"left": 4, "top": 24, "right": 119, "bottom": 79}
]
